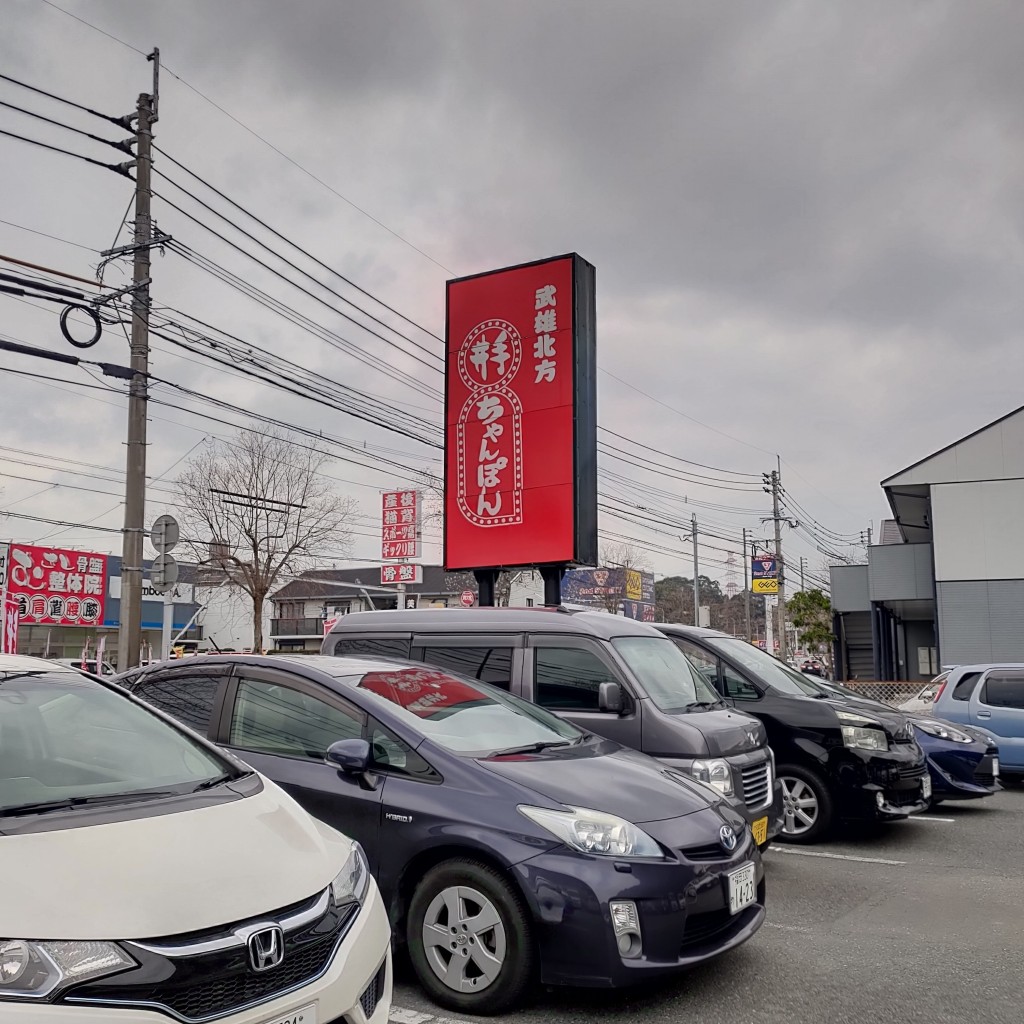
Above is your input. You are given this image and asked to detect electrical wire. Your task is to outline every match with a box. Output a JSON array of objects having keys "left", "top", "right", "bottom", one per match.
[
  {"left": 0, "top": 97, "right": 130, "bottom": 153},
  {"left": 0, "top": 69, "right": 126, "bottom": 126},
  {"left": 0, "top": 127, "right": 130, "bottom": 176},
  {"left": 0, "top": 218, "right": 98, "bottom": 252}
]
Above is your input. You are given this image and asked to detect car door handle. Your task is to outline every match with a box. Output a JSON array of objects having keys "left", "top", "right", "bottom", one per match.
[{"left": 976, "top": 711, "right": 992, "bottom": 719}]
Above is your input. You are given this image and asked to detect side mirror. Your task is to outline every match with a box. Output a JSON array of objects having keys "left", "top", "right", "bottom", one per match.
[
  {"left": 325, "top": 738, "right": 371, "bottom": 775},
  {"left": 598, "top": 681, "right": 625, "bottom": 714}
]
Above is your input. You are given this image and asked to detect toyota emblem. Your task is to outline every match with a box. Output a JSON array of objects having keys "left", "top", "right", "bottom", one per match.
[{"left": 719, "top": 825, "right": 738, "bottom": 851}]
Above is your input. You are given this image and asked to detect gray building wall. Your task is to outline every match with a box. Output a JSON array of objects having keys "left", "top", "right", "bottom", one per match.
[
  {"left": 937, "top": 580, "right": 1024, "bottom": 664},
  {"left": 831, "top": 565, "right": 869, "bottom": 612},
  {"left": 868, "top": 544, "right": 935, "bottom": 602}
]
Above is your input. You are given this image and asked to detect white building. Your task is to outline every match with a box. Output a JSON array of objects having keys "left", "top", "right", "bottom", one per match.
[{"left": 832, "top": 405, "right": 1024, "bottom": 679}]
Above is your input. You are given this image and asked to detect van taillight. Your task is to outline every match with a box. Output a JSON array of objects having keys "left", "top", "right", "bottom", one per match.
[{"left": 934, "top": 682, "right": 946, "bottom": 702}]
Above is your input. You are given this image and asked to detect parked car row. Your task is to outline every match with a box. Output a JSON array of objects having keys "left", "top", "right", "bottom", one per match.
[{"left": 6, "top": 608, "right": 1016, "bottom": 1020}]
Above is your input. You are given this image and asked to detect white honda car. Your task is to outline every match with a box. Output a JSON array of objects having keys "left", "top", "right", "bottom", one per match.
[{"left": 0, "top": 655, "right": 392, "bottom": 1024}]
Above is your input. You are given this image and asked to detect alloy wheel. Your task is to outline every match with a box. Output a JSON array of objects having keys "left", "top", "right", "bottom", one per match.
[
  {"left": 780, "top": 775, "right": 819, "bottom": 836},
  {"left": 421, "top": 884, "right": 507, "bottom": 993}
]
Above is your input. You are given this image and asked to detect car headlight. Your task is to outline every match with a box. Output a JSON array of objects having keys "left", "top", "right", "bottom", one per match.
[
  {"left": 330, "top": 843, "right": 370, "bottom": 909},
  {"left": 836, "top": 710, "right": 889, "bottom": 751},
  {"left": 0, "top": 940, "right": 134, "bottom": 1001},
  {"left": 691, "top": 758, "right": 734, "bottom": 796},
  {"left": 519, "top": 805, "right": 662, "bottom": 858},
  {"left": 913, "top": 719, "right": 974, "bottom": 743}
]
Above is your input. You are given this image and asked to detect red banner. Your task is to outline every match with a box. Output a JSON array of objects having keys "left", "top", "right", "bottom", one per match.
[
  {"left": 360, "top": 668, "right": 485, "bottom": 718},
  {"left": 444, "top": 254, "right": 597, "bottom": 570},
  {"left": 5, "top": 544, "right": 108, "bottom": 626},
  {"left": 2, "top": 597, "right": 18, "bottom": 654}
]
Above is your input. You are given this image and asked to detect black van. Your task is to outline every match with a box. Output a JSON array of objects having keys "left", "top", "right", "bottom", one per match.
[
  {"left": 324, "top": 608, "right": 783, "bottom": 847},
  {"left": 657, "top": 624, "right": 930, "bottom": 842}
]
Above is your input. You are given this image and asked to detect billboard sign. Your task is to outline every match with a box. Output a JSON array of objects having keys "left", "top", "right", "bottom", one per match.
[
  {"left": 381, "top": 563, "right": 423, "bottom": 586},
  {"left": 444, "top": 253, "right": 597, "bottom": 571},
  {"left": 751, "top": 577, "right": 779, "bottom": 595},
  {"left": 563, "top": 567, "right": 655, "bottom": 620},
  {"left": 381, "top": 490, "right": 421, "bottom": 561},
  {"left": 752, "top": 556, "right": 777, "bottom": 579},
  {"left": 5, "top": 544, "right": 107, "bottom": 626}
]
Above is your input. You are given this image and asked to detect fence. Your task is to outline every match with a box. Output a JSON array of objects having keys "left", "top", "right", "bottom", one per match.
[{"left": 840, "top": 681, "right": 923, "bottom": 707}]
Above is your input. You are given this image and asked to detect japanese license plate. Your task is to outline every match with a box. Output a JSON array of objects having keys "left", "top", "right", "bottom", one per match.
[
  {"left": 727, "top": 862, "right": 756, "bottom": 915},
  {"left": 751, "top": 816, "right": 768, "bottom": 846},
  {"left": 262, "top": 1005, "right": 316, "bottom": 1024},
  {"left": 921, "top": 775, "right": 932, "bottom": 801}
]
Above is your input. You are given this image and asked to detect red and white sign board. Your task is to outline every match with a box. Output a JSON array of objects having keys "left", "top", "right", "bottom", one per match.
[
  {"left": 323, "top": 617, "right": 338, "bottom": 636},
  {"left": 2, "top": 597, "right": 19, "bottom": 654},
  {"left": 381, "top": 490, "right": 421, "bottom": 560},
  {"left": 5, "top": 544, "right": 108, "bottom": 626},
  {"left": 444, "top": 253, "right": 597, "bottom": 571},
  {"left": 381, "top": 563, "right": 423, "bottom": 586},
  {"left": 460, "top": 590, "right": 476, "bottom": 607}
]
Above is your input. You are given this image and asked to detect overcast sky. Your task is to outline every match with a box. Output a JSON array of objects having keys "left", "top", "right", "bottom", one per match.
[{"left": 2, "top": 0, "right": 1022, "bottom": 590}]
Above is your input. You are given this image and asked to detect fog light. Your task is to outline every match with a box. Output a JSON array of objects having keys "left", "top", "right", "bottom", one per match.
[
  {"left": 876, "top": 791, "right": 885, "bottom": 809},
  {"left": 609, "top": 900, "right": 642, "bottom": 959}
]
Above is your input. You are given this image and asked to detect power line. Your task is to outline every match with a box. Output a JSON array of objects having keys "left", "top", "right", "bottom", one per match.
[
  {"left": 597, "top": 426, "right": 759, "bottom": 478},
  {"left": 0, "top": 97, "right": 131, "bottom": 153},
  {"left": 0, "top": 69, "right": 126, "bottom": 126},
  {"left": 0, "top": 126, "right": 131, "bottom": 176},
  {"left": 0, "top": 218, "right": 98, "bottom": 252}
]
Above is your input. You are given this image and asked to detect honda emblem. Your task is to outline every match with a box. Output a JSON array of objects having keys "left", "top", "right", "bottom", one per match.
[{"left": 247, "top": 926, "right": 284, "bottom": 972}]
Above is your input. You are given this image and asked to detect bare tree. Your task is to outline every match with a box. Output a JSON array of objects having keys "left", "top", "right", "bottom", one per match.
[{"left": 174, "top": 426, "right": 357, "bottom": 652}]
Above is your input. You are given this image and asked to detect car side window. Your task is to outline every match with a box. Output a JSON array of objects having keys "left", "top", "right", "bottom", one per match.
[
  {"left": 534, "top": 647, "right": 616, "bottom": 711},
  {"left": 132, "top": 674, "right": 221, "bottom": 733},
  {"left": 722, "top": 663, "right": 760, "bottom": 701},
  {"left": 951, "top": 672, "right": 982, "bottom": 701},
  {"left": 418, "top": 646, "right": 514, "bottom": 689},
  {"left": 369, "top": 720, "right": 438, "bottom": 781},
  {"left": 332, "top": 636, "right": 411, "bottom": 659},
  {"left": 980, "top": 676, "right": 1024, "bottom": 710},
  {"left": 674, "top": 640, "right": 720, "bottom": 690},
  {"left": 230, "top": 677, "right": 364, "bottom": 760}
]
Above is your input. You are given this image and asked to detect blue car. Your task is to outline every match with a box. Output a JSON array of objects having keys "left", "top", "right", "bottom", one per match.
[
  {"left": 800, "top": 676, "right": 999, "bottom": 804},
  {"left": 930, "top": 665, "right": 1024, "bottom": 786},
  {"left": 117, "top": 654, "right": 766, "bottom": 1015}
]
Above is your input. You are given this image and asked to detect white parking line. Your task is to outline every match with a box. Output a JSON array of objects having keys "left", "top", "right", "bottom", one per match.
[
  {"left": 772, "top": 848, "right": 906, "bottom": 866},
  {"left": 908, "top": 816, "right": 956, "bottom": 823}
]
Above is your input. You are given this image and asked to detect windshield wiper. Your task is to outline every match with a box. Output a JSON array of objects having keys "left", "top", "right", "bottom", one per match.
[
  {"left": 686, "top": 700, "right": 724, "bottom": 710},
  {"left": 192, "top": 771, "right": 248, "bottom": 792},
  {"left": 0, "top": 789, "right": 178, "bottom": 817},
  {"left": 490, "top": 740, "right": 574, "bottom": 757}
]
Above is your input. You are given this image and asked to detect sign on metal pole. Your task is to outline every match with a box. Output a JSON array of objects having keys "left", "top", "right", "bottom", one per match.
[
  {"left": 460, "top": 590, "right": 476, "bottom": 607},
  {"left": 380, "top": 564, "right": 423, "bottom": 586},
  {"left": 443, "top": 253, "right": 598, "bottom": 571},
  {"left": 751, "top": 577, "right": 779, "bottom": 595},
  {"left": 751, "top": 556, "right": 777, "bottom": 579},
  {"left": 151, "top": 552, "right": 179, "bottom": 592},
  {"left": 150, "top": 514, "right": 180, "bottom": 553}
]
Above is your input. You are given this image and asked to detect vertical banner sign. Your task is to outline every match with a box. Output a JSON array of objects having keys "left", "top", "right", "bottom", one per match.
[
  {"left": 2, "top": 597, "right": 18, "bottom": 654},
  {"left": 5, "top": 544, "right": 108, "bottom": 625},
  {"left": 751, "top": 555, "right": 779, "bottom": 595},
  {"left": 380, "top": 490, "right": 422, "bottom": 586},
  {"left": 444, "top": 254, "right": 598, "bottom": 570}
]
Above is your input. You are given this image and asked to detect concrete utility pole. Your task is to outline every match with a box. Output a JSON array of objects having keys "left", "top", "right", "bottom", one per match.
[
  {"left": 743, "top": 527, "right": 751, "bottom": 642},
  {"left": 117, "top": 58, "right": 158, "bottom": 670},
  {"left": 691, "top": 513, "right": 700, "bottom": 626},
  {"left": 800, "top": 556, "right": 806, "bottom": 592},
  {"left": 767, "top": 459, "right": 787, "bottom": 661}
]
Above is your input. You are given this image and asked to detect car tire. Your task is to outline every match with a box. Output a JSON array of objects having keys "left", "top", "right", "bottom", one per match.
[
  {"left": 407, "top": 858, "right": 535, "bottom": 1015},
  {"left": 1002, "top": 774, "right": 1023, "bottom": 788},
  {"left": 776, "top": 764, "right": 833, "bottom": 844}
]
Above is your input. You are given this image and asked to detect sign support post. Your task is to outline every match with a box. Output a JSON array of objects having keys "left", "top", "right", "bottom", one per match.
[{"left": 161, "top": 590, "right": 174, "bottom": 661}]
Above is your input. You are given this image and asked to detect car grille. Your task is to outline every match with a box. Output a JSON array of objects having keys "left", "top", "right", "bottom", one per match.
[
  {"left": 974, "top": 755, "right": 998, "bottom": 789},
  {"left": 740, "top": 760, "right": 772, "bottom": 810},
  {"left": 360, "top": 959, "right": 387, "bottom": 1019},
  {"left": 679, "top": 841, "right": 729, "bottom": 862},
  {"left": 887, "top": 786, "right": 924, "bottom": 807},
  {"left": 67, "top": 896, "right": 356, "bottom": 1022},
  {"left": 898, "top": 762, "right": 927, "bottom": 781},
  {"left": 680, "top": 908, "right": 735, "bottom": 951}
]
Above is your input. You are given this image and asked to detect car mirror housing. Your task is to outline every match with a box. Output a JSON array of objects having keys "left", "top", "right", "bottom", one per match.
[
  {"left": 326, "top": 738, "right": 372, "bottom": 775},
  {"left": 598, "top": 681, "right": 624, "bottom": 714}
]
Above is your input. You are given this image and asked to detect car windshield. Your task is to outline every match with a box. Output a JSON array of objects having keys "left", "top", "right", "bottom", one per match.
[
  {"left": 0, "top": 670, "right": 236, "bottom": 817},
  {"left": 611, "top": 636, "right": 722, "bottom": 711},
  {"left": 347, "top": 665, "right": 581, "bottom": 756},
  {"left": 703, "top": 637, "right": 817, "bottom": 696}
]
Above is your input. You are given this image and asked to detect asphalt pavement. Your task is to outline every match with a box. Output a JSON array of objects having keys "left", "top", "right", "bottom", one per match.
[{"left": 387, "top": 788, "right": 1023, "bottom": 1024}]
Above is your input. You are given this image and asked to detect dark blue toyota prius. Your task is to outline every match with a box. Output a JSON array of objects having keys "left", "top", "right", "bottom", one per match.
[{"left": 118, "top": 654, "right": 766, "bottom": 1014}]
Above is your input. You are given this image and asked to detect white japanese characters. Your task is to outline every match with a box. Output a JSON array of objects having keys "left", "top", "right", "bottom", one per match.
[
  {"left": 533, "top": 284, "right": 558, "bottom": 384},
  {"left": 380, "top": 491, "right": 422, "bottom": 584}
]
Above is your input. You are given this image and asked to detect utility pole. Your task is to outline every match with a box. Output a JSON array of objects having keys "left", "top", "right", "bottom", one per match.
[
  {"left": 764, "top": 458, "right": 787, "bottom": 662},
  {"left": 800, "top": 556, "right": 806, "bottom": 592},
  {"left": 117, "top": 54, "right": 158, "bottom": 670},
  {"left": 691, "top": 513, "right": 700, "bottom": 627},
  {"left": 742, "top": 527, "right": 751, "bottom": 642}
]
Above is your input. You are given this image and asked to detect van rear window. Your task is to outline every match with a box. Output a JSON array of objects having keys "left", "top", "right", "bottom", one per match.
[{"left": 332, "top": 637, "right": 411, "bottom": 659}]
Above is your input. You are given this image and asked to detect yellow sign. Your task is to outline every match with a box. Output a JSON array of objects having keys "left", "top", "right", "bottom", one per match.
[
  {"left": 752, "top": 577, "right": 779, "bottom": 594},
  {"left": 624, "top": 569, "right": 643, "bottom": 601}
]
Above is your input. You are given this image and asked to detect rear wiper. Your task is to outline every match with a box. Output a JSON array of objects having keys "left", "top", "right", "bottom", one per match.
[
  {"left": 491, "top": 740, "right": 574, "bottom": 756},
  {"left": 0, "top": 789, "right": 177, "bottom": 817}
]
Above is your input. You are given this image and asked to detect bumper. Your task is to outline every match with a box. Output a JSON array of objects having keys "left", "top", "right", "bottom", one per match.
[
  {"left": 927, "top": 749, "right": 999, "bottom": 799},
  {"left": 511, "top": 834, "right": 765, "bottom": 988},
  {"left": 831, "top": 746, "right": 930, "bottom": 820},
  {"left": 5, "top": 881, "right": 393, "bottom": 1024}
]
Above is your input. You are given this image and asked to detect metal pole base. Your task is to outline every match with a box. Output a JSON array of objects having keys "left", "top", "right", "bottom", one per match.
[
  {"left": 541, "top": 566, "right": 565, "bottom": 607},
  {"left": 474, "top": 569, "right": 499, "bottom": 607}
]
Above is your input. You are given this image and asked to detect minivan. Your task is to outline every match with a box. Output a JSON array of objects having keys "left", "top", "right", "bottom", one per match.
[
  {"left": 0, "top": 654, "right": 392, "bottom": 1024},
  {"left": 658, "top": 624, "right": 930, "bottom": 842},
  {"left": 323, "top": 609, "right": 783, "bottom": 847}
]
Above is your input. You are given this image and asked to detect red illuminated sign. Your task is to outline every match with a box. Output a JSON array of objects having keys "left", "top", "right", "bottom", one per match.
[
  {"left": 5, "top": 544, "right": 108, "bottom": 626},
  {"left": 381, "top": 490, "right": 421, "bottom": 560},
  {"left": 444, "top": 254, "right": 597, "bottom": 570}
]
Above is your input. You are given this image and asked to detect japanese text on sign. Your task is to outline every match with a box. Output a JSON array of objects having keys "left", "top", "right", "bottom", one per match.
[
  {"left": 5, "top": 544, "right": 108, "bottom": 625},
  {"left": 381, "top": 490, "right": 421, "bottom": 561},
  {"left": 380, "top": 563, "right": 423, "bottom": 585}
]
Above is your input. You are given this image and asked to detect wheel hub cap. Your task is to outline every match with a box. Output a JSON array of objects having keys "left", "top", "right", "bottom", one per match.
[{"left": 422, "top": 884, "right": 507, "bottom": 992}]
